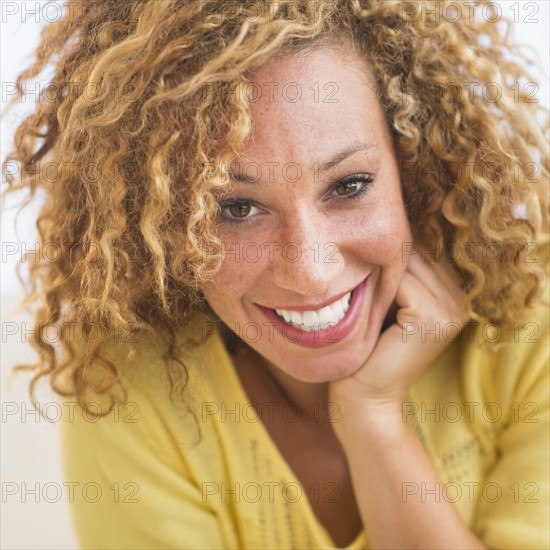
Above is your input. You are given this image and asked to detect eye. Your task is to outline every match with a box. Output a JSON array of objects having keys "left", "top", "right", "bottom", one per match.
[
  {"left": 329, "top": 174, "right": 374, "bottom": 201},
  {"left": 219, "top": 200, "right": 262, "bottom": 224}
]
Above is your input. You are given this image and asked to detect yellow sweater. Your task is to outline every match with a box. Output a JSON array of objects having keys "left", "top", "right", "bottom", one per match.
[{"left": 60, "top": 306, "right": 549, "bottom": 549}]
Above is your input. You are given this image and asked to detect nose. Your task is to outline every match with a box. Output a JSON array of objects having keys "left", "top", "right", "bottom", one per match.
[{"left": 269, "top": 210, "right": 345, "bottom": 296}]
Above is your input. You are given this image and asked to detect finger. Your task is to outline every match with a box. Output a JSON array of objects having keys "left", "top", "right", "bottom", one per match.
[
  {"left": 425, "top": 253, "right": 465, "bottom": 296},
  {"left": 394, "top": 270, "right": 437, "bottom": 313},
  {"left": 395, "top": 270, "right": 467, "bottom": 329},
  {"left": 425, "top": 257, "right": 469, "bottom": 321},
  {"left": 407, "top": 253, "right": 467, "bottom": 311},
  {"left": 405, "top": 253, "right": 455, "bottom": 302}
]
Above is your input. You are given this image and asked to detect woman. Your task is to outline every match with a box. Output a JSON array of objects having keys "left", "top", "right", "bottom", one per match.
[{"left": 3, "top": 1, "right": 548, "bottom": 548}]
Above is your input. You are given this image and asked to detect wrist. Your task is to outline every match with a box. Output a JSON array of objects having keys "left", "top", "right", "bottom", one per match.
[
  {"left": 331, "top": 396, "right": 407, "bottom": 445},
  {"left": 331, "top": 389, "right": 406, "bottom": 420}
]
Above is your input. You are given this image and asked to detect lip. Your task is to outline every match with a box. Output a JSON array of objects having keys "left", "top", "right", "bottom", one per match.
[
  {"left": 254, "top": 275, "right": 370, "bottom": 348},
  {"left": 258, "top": 283, "right": 359, "bottom": 312}
]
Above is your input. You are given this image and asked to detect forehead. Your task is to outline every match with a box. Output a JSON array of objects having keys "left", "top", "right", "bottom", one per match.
[{"left": 239, "top": 47, "right": 387, "bottom": 162}]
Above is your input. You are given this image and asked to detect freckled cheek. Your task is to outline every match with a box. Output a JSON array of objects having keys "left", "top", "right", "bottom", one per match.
[
  {"left": 204, "top": 237, "right": 265, "bottom": 300},
  {"left": 339, "top": 207, "right": 412, "bottom": 266}
]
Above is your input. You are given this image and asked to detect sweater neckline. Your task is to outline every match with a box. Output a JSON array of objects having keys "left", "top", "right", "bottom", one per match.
[{"left": 209, "top": 325, "right": 367, "bottom": 549}]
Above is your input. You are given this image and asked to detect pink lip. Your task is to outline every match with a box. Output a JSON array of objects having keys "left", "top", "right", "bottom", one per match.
[
  {"left": 254, "top": 275, "right": 369, "bottom": 348},
  {"left": 261, "top": 284, "right": 357, "bottom": 312}
]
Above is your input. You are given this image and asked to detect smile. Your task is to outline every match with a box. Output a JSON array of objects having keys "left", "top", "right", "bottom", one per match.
[
  {"left": 274, "top": 291, "right": 352, "bottom": 332},
  {"left": 254, "top": 275, "right": 370, "bottom": 348}
]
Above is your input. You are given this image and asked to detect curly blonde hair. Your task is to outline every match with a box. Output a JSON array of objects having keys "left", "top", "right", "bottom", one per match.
[{"left": 3, "top": 0, "right": 549, "bottom": 416}]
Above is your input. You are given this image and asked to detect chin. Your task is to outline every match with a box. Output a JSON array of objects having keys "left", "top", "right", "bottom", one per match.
[
  {"left": 266, "top": 338, "right": 376, "bottom": 384},
  {"left": 281, "top": 360, "right": 365, "bottom": 384}
]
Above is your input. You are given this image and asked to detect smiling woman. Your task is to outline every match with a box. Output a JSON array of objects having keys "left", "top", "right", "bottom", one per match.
[
  {"left": 202, "top": 46, "right": 413, "bottom": 384},
  {"left": 2, "top": 1, "right": 549, "bottom": 549}
]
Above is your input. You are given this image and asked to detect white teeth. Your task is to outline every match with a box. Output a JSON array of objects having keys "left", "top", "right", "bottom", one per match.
[
  {"left": 318, "top": 306, "right": 334, "bottom": 326},
  {"left": 331, "top": 300, "right": 345, "bottom": 318},
  {"left": 302, "top": 310, "right": 319, "bottom": 327},
  {"left": 280, "top": 310, "right": 291, "bottom": 323},
  {"left": 290, "top": 311, "right": 302, "bottom": 325},
  {"left": 275, "top": 291, "right": 352, "bottom": 332}
]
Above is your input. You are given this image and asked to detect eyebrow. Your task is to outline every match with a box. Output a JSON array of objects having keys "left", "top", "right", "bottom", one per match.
[
  {"left": 228, "top": 141, "right": 375, "bottom": 184},
  {"left": 321, "top": 142, "right": 374, "bottom": 172}
]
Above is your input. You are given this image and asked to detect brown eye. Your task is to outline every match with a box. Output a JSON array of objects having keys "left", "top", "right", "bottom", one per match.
[
  {"left": 330, "top": 175, "right": 374, "bottom": 202},
  {"left": 228, "top": 203, "right": 251, "bottom": 218},
  {"left": 219, "top": 200, "right": 261, "bottom": 224},
  {"left": 335, "top": 181, "right": 361, "bottom": 196}
]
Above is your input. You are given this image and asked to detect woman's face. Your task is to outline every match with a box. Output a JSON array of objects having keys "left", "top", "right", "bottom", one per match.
[{"left": 202, "top": 47, "right": 413, "bottom": 383}]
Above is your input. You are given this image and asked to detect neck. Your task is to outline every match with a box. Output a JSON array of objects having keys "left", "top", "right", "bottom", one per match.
[
  {"left": 266, "top": 355, "right": 330, "bottom": 415},
  {"left": 229, "top": 300, "right": 398, "bottom": 421},
  {"left": 241, "top": 344, "right": 330, "bottom": 423}
]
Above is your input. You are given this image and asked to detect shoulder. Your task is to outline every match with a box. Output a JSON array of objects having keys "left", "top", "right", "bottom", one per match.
[
  {"left": 58, "top": 311, "right": 235, "bottom": 549},
  {"left": 407, "top": 299, "right": 549, "bottom": 443},
  {"left": 58, "top": 309, "right": 234, "bottom": 484},
  {"left": 460, "top": 298, "right": 549, "bottom": 398},
  {"left": 62, "top": 309, "right": 231, "bottom": 435}
]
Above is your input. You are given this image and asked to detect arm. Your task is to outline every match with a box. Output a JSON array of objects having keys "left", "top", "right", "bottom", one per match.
[
  {"left": 60, "top": 398, "right": 228, "bottom": 550},
  {"left": 330, "top": 253, "right": 488, "bottom": 549},
  {"left": 58, "top": 341, "right": 233, "bottom": 550},
  {"left": 335, "top": 401, "right": 488, "bottom": 549}
]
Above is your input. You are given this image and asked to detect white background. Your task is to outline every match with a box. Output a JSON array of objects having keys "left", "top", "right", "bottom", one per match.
[{"left": 1, "top": 1, "right": 549, "bottom": 548}]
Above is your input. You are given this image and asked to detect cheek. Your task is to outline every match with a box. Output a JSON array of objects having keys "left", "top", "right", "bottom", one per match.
[
  {"left": 341, "top": 203, "right": 412, "bottom": 266},
  {"left": 202, "top": 236, "right": 264, "bottom": 300}
]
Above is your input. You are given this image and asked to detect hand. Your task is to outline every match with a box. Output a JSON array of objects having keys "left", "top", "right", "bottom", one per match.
[
  {"left": 329, "top": 251, "right": 470, "bottom": 415},
  {"left": 327, "top": 252, "right": 486, "bottom": 549}
]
